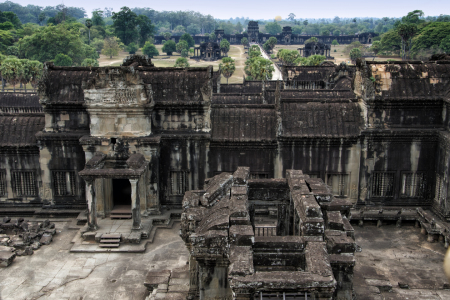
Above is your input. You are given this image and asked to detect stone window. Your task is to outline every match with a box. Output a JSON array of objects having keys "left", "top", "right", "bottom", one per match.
[
  {"left": 12, "top": 171, "right": 37, "bottom": 197},
  {"left": 326, "top": 174, "right": 349, "bottom": 197},
  {"left": 0, "top": 170, "right": 6, "bottom": 196},
  {"left": 53, "top": 171, "right": 77, "bottom": 196},
  {"left": 250, "top": 172, "right": 269, "bottom": 179},
  {"left": 371, "top": 172, "right": 395, "bottom": 197},
  {"left": 401, "top": 172, "right": 430, "bottom": 198},
  {"left": 435, "top": 174, "right": 445, "bottom": 204},
  {"left": 170, "top": 170, "right": 189, "bottom": 195}
]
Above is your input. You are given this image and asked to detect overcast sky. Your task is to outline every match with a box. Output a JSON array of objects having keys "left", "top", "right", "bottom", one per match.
[{"left": 10, "top": 0, "right": 450, "bottom": 19}]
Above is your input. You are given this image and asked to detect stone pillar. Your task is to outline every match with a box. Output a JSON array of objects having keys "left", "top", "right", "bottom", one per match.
[
  {"left": 85, "top": 177, "right": 98, "bottom": 230},
  {"left": 130, "top": 179, "right": 141, "bottom": 230}
]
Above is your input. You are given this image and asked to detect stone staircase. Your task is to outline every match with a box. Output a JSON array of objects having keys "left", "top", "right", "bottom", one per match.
[
  {"left": 110, "top": 206, "right": 132, "bottom": 219},
  {"left": 99, "top": 233, "right": 121, "bottom": 248}
]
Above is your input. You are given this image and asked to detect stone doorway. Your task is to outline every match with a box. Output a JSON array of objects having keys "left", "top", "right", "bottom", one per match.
[{"left": 112, "top": 179, "right": 132, "bottom": 207}]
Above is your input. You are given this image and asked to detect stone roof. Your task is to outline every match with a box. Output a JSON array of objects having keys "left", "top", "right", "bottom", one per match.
[
  {"left": 281, "top": 102, "right": 362, "bottom": 138},
  {"left": 0, "top": 116, "right": 44, "bottom": 146},
  {"left": 211, "top": 107, "right": 276, "bottom": 142},
  {"left": 367, "top": 61, "right": 450, "bottom": 99},
  {"left": 0, "top": 93, "right": 41, "bottom": 108}
]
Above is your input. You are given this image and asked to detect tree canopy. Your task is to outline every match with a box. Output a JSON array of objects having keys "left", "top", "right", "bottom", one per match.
[
  {"left": 174, "top": 57, "right": 189, "bottom": 68},
  {"left": 142, "top": 41, "right": 159, "bottom": 57},
  {"left": 219, "top": 57, "right": 235, "bottom": 84},
  {"left": 265, "top": 22, "right": 282, "bottom": 35},
  {"left": 162, "top": 40, "right": 176, "bottom": 55}
]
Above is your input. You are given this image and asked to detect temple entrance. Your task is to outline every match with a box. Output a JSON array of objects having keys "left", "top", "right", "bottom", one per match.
[{"left": 112, "top": 179, "right": 131, "bottom": 206}]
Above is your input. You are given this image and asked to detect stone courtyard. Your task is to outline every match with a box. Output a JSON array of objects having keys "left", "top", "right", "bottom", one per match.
[
  {"left": 0, "top": 217, "right": 449, "bottom": 300},
  {"left": 0, "top": 219, "right": 188, "bottom": 300}
]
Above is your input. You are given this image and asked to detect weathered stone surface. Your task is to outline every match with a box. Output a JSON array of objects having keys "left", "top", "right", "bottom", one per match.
[
  {"left": 39, "top": 233, "right": 52, "bottom": 245},
  {"left": 325, "top": 230, "right": 356, "bottom": 254},
  {"left": 326, "top": 211, "right": 345, "bottom": 231},
  {"left": 0, "top": 251, "right": 16, "bottom": 267}
]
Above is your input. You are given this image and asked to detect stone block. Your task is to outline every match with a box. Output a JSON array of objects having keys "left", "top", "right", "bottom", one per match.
[
  {"left": 39, "top": 233, "right": 52, "bottom": 245},
  {"left": 0, "top": 245, "right": 14, "bottom": 252},
  {"left": 144, "top": 270, "right": 170, "bottom": 291},
  {"left": 229, "top": 246, "right": 254, "bottom": 276},
  {"left": 365, "top": 279, "right": 392, "bottom": 292},
  {"left": 229, "top": 225, "right": 254, "bottom": 246},
  {"left": 82, "top": 232, "right": 96, "bottom": 241},
  {"left": 326, "top": 211, "right": 345, "bottom": 231},
  {"left": 233, "top": 167, "right": 250, "bottom": 185},
  {"left": 0, "top": 251, "right": 16, "bottom": 267},
  {"left": 325, "top": 230, "right": 355, "bottom": 254},
  {"left": 44, "top": 228, "right": 56, "bottom": 235},
  {"left": 16, "top": 246, "right": 33, "bottom": 256}
]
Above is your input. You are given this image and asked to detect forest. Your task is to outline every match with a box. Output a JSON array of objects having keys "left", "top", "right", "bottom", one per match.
[{"left": 0, "top": 1, "right": 448, "bottom": 89}]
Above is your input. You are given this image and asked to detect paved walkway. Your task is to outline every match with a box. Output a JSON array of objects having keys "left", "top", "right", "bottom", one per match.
[
  {"left": 256, "top": 44, "right": 283, "bottom": 81},
  {"left": 0, "top": 221, "right": 188, "bottom": 300}
]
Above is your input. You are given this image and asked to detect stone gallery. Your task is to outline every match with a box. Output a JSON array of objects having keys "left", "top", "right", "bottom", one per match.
[
  {"left": 1, "top": 54, "right": 450, "bottom": 298},
  {"left": 153, "top": 21, "right": 377, "bottom": 45}
]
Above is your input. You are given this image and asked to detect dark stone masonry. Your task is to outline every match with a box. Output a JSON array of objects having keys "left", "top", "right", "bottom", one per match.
[{"left": 1, "top": 54, "right": 450, "bottom": 298}]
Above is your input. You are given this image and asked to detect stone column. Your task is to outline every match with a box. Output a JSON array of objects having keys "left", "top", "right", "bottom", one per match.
[
  {"left": 130, "top": 178, "right": 141, "bottom": 230},
  {"left": 85, "top": 177, "right": 98, "bottom": 230}
]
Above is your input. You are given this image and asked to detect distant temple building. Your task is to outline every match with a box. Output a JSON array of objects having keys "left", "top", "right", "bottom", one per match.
[
  {"left": 154, "top": 21, "right": 377, "bottom": 45},
  {"left": 298, "top": 41, "right": 333, "bottom": 58},
  {"left": 191, "top": 42, "right": 224, "bottom": 61}
]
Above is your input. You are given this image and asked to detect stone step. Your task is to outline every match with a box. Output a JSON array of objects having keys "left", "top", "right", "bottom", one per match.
[
  {"left": 101, "top": 233, "right": 121, "bottom": 239},
  {"left": 100, "top": 239, "right": 120, "bottom": 243},
  {"left": 110, "top": 214, "right": 132, "bottom": 219},
  {"left": 99, "top": 243, "right": 120, "bottom": 248}
]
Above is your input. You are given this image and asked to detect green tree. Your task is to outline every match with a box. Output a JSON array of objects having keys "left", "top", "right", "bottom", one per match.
[
  {"left": 162, "top": 40, "right": 176, "bottom": 55},
  {"left": 241, "top": 37, "right": 249, "bottom": 48},
  {"left": 126, "top": 42, "right": 138, "bottom": 54},
  {"left": 0, "top": 57, "right": 22, "bottom": 92},
  {"left": 142, "top": 41, "right": 159, "bottom": 57},
  {"left": 265, "top": 22, "right": 282, "bottom": 35},
  {"left": 181, "top": 49, "right": 189, "bottom": 58},
  {"left": 440, "top": 36, "right": 450, "bottom": 53},
  {"left": 248, "top": 45, "right": 261, "bottom": 58},
  {"left": 333, "top": 29, "right": 341, "bottom": 36},
  {"left": 397, "top": 23, "right": 417, "bottom": 60},
  {"left": 267, "top": 37, "right": 277, "bottom": 50},
  {"left": 220, "top": 39, "right": 230, "bottom": 56},
  {"left": 176, "top": 40, "right": 189, "bottom": 53},
  {"left": 288, "top": 13, "right": 296, "bottom": 22},
  {"left": 321, "top": 30, "right": 330, "bottom": 36},
  {"left": 332, "top": 39, "right": 339, "bottom": 47},
  {"left": 27, "top": 60, "right": 42, "bottom": 91},
  {"left": 91, "top": 38, "right": 104, "bottom": 52},
  {"left": 303, "top": 55, "right": 326, "bottom": 66},
  {"left": 245, "top": 56, "right": 274, "bottom": 80},
  {"left": 349, "top": 48, "right": 362, "bottom": 64},
  {"left": 209, "top": 33, "right": 216, "bottom": 42},
  {"left": 6, "top": 45, "right": 19, "bottom": 56},
  {"left": 305, "top": 37, "right": 318, "bottom": 44},
  {"left": 371, "top": 41, "right": 381, "bottom": 54},
  {"left": 187, "top": 24, "right": 200, "bottom": 35},
  {"left": 219, "top": 57, "right": 236, "bottom": 84},
  {"left": 163, "top": 32, "right": 172, "bottom": 41},
  {"left": 174, "top": 57, "right": 189, "bottom": 68},
  {"left": 410, "top": 22, "right": 450, "bottom": 57},
  {"left": 112, "top": 7, "right": 138, "bottom": 45},
  {"left": 54, "top": 53, "right": 73, "bottom": 66},
  {"left": 379, "top": 29, "right": 401, "bottom": 54},
  {"left": 16, "top": 23, "right": 97, "bottom": 65},
  {"left": 92, "top": 10, "right": 105, "bottom": 27},
  {"left": 137, "top": 15, "right": 155, "bottom": 47},
  {"left": 180, "top": 33, "right": 195, "bottom": 48},
  {"left": 85, "top": 19, "right": 92, "bottom": 44},
  {"left": 277, "top": 49, "right": 300, "bottom": 66},
  {"left": 303, "top": 20, "right": 308, "bottom": 26},
  {"left": 102, "top": 36, "right": 121, "bottom": 58},
  {"left": 172, "top": 25, "right": 186, "bottom": 36},
  {"left": 0, "top": 30, "right": 13, "bottom": 52},
  {"left": 81, "top": 58, "right": 99, "bottom": 67}
]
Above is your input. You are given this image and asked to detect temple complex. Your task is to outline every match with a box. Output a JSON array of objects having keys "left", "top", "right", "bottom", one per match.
[
  {"left": 153, "top": 21, "right": 377, "bottom": 45},
  {"left": 0, "top": 52, "right": 450, "bottom": 298}
]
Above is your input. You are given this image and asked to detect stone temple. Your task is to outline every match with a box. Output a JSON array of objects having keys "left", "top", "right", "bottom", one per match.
[{"left": 1, "top": 54, "right": 450, "bottom": 298}]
